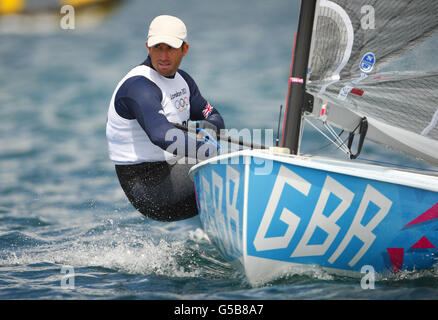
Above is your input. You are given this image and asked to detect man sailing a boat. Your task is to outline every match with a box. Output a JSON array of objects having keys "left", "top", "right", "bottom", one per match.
[{"left": 106, "top": 15, "right": 225, "bottom": 221}]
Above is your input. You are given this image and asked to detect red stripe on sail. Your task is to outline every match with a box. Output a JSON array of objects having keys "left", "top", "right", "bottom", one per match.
[{"left": 351, "top": 88, "right": 364, "bottom": 96}]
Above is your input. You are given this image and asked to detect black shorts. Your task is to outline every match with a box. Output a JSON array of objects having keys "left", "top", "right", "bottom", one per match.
[{"left": 115, "top": 161, "right": 198, "bottom": 222}]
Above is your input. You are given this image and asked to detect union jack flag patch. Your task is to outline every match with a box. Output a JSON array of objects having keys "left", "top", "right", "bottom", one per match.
[{"left": 202, "top": 103, "right": 213, "bottom": 119}]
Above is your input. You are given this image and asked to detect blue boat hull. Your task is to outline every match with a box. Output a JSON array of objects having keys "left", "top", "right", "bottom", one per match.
[{"left": 190, "top": 150, "right": 438, "bottom": 285}]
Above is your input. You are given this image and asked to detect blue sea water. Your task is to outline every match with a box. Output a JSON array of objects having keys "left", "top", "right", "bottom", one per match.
[{"left": 0, "top": 0, "right": 437, "bottom": 301}]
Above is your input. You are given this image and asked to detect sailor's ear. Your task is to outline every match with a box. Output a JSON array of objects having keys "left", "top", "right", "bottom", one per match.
[
  {"left": 146, "top": 41, "right": 150, "bottom": 53},
  {"left": 182, "top": 42, "right": 189, "bottom": 56}
]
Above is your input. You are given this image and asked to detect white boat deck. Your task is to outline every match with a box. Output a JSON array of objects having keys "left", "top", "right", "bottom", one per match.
[{"left": 189, "top": 149, "right": 438, "bottom": 193}]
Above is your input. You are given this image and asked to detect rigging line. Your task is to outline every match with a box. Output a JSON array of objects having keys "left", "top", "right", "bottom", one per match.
[
  {"left": 303, "top": 117, "right": 351, "bottom": 155},
  {"left": 301, "top": 129, "right": 346, "bottom": 156},
  {"left": 302, "top": 116, "right": 364, "bottom": 157},
  {"left": 421, "top": 107, "right": 438, "bottom": 136},
  {"left": 323, "top": 122, "right": 351, "bottom": 154},
  {"left": 330, "top": 116, "right": 364, "bottom": 152}
]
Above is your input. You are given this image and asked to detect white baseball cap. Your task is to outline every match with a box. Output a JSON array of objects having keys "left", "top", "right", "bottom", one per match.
[{"left": 147, "top": 15, "right": 187, "bottom": 48}]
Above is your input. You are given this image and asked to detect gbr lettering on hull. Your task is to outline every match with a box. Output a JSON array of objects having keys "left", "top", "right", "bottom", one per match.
[
  {"left": 253, "top": 165, "right": 392, "bottom": 267},
  {"left": 200, "top": 165, "right": 242, "bottom": 259}
]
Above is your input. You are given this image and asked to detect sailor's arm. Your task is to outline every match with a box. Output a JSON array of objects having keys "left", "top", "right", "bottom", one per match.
[
  {"left": 114, "top": 76, "right": 216, "bottom": 158},
  {"left": 178, "top": 69, "right": 225, "bottom": 133}
]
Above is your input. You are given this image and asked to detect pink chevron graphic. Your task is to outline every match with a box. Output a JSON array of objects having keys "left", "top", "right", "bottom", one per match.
[
  {"left": 387, "top": 248, "right": 404, "bottom": 273},
  {"left": 410, "top": 236, "right": 435, "bottom": 249},
  {"left": 404, "top": 202, "right": 438, "bottom": 227}
]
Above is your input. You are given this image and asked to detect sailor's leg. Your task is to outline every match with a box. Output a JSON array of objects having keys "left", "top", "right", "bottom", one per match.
[{"left": 115, "top": 162, "right": 197, "bottom": 221}]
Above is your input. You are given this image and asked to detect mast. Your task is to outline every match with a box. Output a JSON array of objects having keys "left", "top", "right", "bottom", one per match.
[{"left": 282, "top": 0, "right": 317, "bottom": 154}]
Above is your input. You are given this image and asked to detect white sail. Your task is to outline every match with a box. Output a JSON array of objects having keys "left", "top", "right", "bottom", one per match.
[{"left": 305, "top": 0, "right": 438, "bottom": 165}]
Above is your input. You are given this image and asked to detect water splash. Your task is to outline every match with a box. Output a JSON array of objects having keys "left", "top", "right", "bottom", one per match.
[{"left": 0, "top": 219, "right": 235, "bottom": 282}]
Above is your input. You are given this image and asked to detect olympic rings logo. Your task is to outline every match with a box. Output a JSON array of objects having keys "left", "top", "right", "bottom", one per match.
[{"left": 174, "top": 96, "right": 189, "bottom": 112}]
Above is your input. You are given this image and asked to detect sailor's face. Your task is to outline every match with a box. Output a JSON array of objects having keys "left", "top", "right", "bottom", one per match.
[{"left": 147, "top": 42, "right": 189, "bottom": 77}]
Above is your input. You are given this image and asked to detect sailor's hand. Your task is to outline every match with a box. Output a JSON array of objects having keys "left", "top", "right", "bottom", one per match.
[
  {"left": 196, "top": 130, "right": 210, "bottom": 140},
  {"left": 198, "top": 120, "right": 219, "bottom": 135}
]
